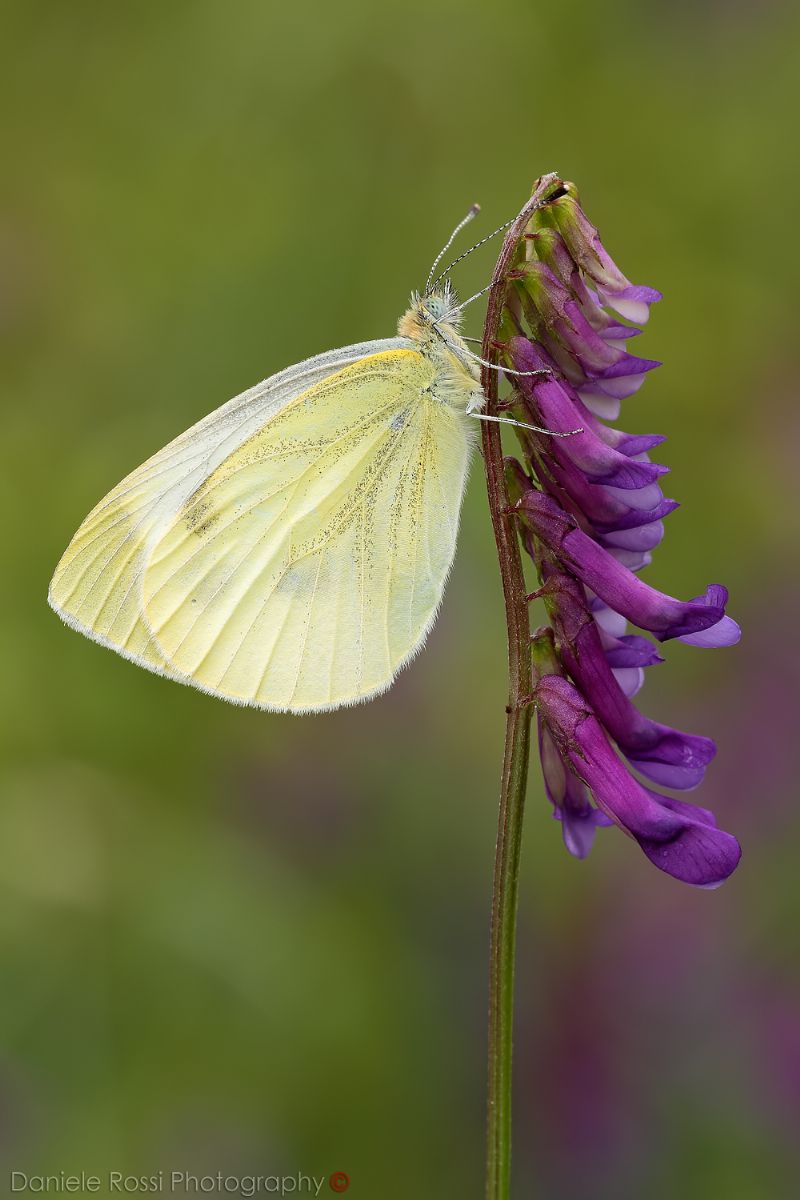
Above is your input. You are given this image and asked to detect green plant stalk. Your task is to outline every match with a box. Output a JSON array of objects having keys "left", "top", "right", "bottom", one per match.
[{"left": 480, "top": 173, "right": 562, "bottom": 1200}]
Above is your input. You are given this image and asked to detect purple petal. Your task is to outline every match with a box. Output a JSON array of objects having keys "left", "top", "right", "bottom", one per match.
[
  {"left": 578, "top": 354, "right": 660, "bottom": 401},
  {"left": 558, "top": 806, "right": 614, "bottom": 860},
  {"left": 595, "top": 353, "right": 662, "bottom": 382},
  {"left": 680, "top": 615, "right": 742, "bottom": 647},
  {"left": 614, "top": 433, "right": 666, "bottom": 456},
  {"left": 637, "top": 818, "right": 740, "bottom": 889},
  {"left": 594, "top": 465, "right": 668, "bottom": 494},
  {"left": 590, "top": 600, "right": 629, "bottom": 638},
  {"left": 602, "top": 322, "right": 644, "bottom": 341},
  {"left": 649, "top": 790, "right": 718, "bottom": 829},
  {"left": 598, "top": 285, "right": 663, "bottom": 326},
  {"left": 627, "top": 744, "right": 714, "bottom": 790},
  {"left": 602, "top": 481, "right": 665, "bottom": 510},
  {"left": 580, "top": 392, "right": 622, "bottom": 420},
  {"left": 599, "top": 521, "right": 666, "bottom": 552},
  {"left": 602, "top": 633, "right": 664, "bottom": 669},
  {"left": 607, "top": 548, "right": 653, "bottom": 571},
  {"left": 612, "top": 666, "right": 646, "bottom": 697},
  {"left": 593, "top": 498, "right": 680, "bottom": 534}
]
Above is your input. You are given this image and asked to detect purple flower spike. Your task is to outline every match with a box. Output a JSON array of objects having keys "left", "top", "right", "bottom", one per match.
[
  {"left": 499, "top": 177, "right": 740, "bottom": 884},
  {"left": 535, "top": 676, "right": 741, "bottom": 887},
  {"left": 516, "top": 487, "right": 740, "bottom": 647}
]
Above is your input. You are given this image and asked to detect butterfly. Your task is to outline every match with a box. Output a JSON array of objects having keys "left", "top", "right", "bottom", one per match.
[{"left": 49, "top": 205, "right": 558, "bottom": 713}]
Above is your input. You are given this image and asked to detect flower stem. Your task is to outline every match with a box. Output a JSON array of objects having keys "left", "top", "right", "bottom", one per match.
[{"left": 480, "top": 174, "right": 561, "bottom": 1200}]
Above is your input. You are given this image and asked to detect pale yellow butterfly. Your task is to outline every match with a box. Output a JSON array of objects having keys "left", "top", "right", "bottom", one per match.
[{"left": 48, "top": 207, "right": 555, "bottom": 713}]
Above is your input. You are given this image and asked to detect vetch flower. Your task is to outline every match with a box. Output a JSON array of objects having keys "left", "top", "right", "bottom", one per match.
[
  {"left": 479, "top": 174, "right": 741, "bottom": 1200},
  {"left": 534, "top": 673, "right": 741, "bottom": 887},
  {"left": 513, "top": 481, "right": 741, "bottom": 648},
  {"left": 493, "top": 178, "right": 741, "bottom": 885}
]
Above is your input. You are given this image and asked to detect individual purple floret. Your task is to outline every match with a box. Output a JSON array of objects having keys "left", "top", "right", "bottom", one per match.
[
  {"left": 534, "top": 675, "right": 741, "bottom": 887},
  {"left": 514, "top": 483, "right": 740, "bottom": 648}
]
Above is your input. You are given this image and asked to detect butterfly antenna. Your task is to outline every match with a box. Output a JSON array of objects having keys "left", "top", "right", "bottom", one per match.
[
  {"left": 447, "top": 279, "right": 499, "bottom": 315},
  {"left": 434, "top": 183, "right": 572, "bottom": 296},
  {"left": 471, "top": 412, "right": 583, "bottom": 438},
  {"left": 429, "top": 215, "right": 520, "bottom": 293},
  {"left": 425, "top": 204, "right": 481, "bottom": 295}
]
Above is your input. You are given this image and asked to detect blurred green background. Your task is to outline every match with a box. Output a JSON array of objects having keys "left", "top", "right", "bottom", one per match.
[{"left": 2, "top": 2, "right": 799, "bottom": 1197}]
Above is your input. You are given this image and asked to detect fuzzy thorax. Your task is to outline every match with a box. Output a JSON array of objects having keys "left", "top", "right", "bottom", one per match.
[{"left": 397, "top": 288, "right": 483, "bottom": 413}]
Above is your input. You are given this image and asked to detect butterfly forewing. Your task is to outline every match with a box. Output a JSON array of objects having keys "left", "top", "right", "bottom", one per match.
[
  {"left": 50, "top": 342, "right": 473, "bottom": 712},
  {"left": 142, "top": 350, "right": 472, "bottom": 710}
]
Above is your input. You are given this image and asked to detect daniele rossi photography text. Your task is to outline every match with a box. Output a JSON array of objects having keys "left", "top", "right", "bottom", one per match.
[{"left": 9, "top": 1172, "right": 349, "bottom": 1196}]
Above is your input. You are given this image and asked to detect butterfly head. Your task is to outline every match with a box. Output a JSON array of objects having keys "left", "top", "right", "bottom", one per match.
[{"left": 398, "top": 282, "right": 463, "bottom": 342}]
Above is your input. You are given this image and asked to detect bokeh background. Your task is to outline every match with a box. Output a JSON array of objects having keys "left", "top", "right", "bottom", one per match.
[{"left": 2, "top": 2, "right": 799, "bottom": 1197}]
